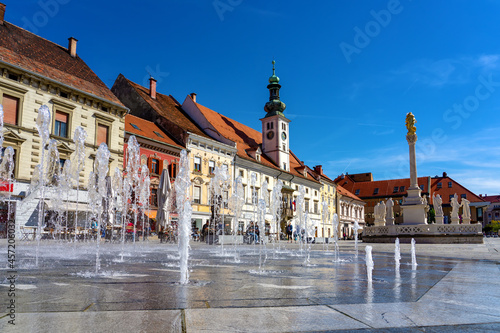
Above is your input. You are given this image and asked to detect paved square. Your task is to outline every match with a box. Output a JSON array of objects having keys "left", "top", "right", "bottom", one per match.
[{"left": 1, "top": 238, "right": 499, "bottom": 332}]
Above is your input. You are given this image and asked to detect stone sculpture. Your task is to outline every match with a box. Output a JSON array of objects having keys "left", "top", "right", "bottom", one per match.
[
  {"left": 450, "top": 193, "right": 460, "bottom": 224},
  {"left": 386, "top": 198, "right": 395, "bottom": 225}
]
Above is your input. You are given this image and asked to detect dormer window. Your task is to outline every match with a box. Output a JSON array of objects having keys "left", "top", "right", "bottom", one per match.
[{"left": 373, "top": 188, "right": 379, "bottom": 195}]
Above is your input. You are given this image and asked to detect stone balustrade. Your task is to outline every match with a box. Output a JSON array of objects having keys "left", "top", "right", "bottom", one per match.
[{"left": 363, "top": 223, "right": 482, "bottom": 237}]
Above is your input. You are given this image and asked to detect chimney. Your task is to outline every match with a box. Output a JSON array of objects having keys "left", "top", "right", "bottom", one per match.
[
  {"left": 442, "top": 171, "right": 447, "bottom": 178},
  {"left": 190, "top": 93, "right": 197, "bottom": 103},
  {"left": 0, "top": 3, "right": 6, "bottom": 25},
  {"left": 314, "top": 165, "right": 323, "bottom": 175},
  {"left": 149, "top": 77, "right": 157, "bottom": 99},
  {"left": 68, "top": 37, "right": 78, "bottom": 57}
]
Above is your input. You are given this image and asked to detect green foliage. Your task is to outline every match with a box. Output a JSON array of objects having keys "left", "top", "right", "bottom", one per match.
[
  {"left": 428, "top": 207, "right": 435, "bottom": 224},
  {"left": 483, "top": 222, "right": 500, "bottom": 233}
]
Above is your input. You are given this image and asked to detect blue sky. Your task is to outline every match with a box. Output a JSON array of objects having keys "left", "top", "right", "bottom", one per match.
[{"left": 5, "top": 0, "right": 500, "bottom": 195}]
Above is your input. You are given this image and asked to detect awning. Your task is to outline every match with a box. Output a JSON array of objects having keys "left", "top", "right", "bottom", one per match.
[
  {"left": 45, "top": 200, "right": 91, "bottom": 212},
  {"left": 145, "top": 210, "right": 157, "bottom": 219}
]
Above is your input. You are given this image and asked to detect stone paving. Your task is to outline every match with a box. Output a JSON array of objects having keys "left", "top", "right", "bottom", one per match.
[{"left": 0, "top": 238, "right": 499, "bottom": 332}]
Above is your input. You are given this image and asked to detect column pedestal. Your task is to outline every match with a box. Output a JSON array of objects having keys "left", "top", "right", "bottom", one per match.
[{"left": 435, "top": 216, "right": 444, "bottom": 224}]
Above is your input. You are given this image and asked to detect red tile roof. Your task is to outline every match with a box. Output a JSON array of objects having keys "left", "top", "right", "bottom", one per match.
[
  {"left": 125, "top": 114, "right": 183, "bottom": 149},
  {"left": 431, "top": 177, "right": 485, "bottom": 204},
  {"left": 124, "top": 78, "right": 209, "bottom": 139},
  {"left": 336, "top": 175, "right": 431, "bottom": 199},
  {"left": 337, "top": 185, "right": 363, "bottom": 202},
  {"left": 0, "top": 22, "right": 122, "bottom": 106},
  {"left": 482, "top": 195, "right": 500, "bottom": 203},
  {"left": 193, "top": 101, "right": 319, "bottom": 183},
  {"left": 335, "top": 174, "right": 485, "bottom": 205}
]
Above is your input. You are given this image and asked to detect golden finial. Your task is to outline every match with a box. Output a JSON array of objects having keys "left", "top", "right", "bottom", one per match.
[
  {"left": 272, "top": 60, "right": 276, "bottom": 75},
  {"left": 405, "top": 112, "right": 417, "bottom": 135}
]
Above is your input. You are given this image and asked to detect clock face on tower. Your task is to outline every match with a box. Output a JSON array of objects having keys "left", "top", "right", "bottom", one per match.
[
  {"left": 267, "top": 131, "right": 274, "bottom": 139},
  {"left": 281, "top": 132, "right": 287, "bottom": 140}
]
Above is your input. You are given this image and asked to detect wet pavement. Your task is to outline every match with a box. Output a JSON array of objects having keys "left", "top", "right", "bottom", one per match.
[{"left": 1, "top": 238, "right": 499, "bottom": 332}]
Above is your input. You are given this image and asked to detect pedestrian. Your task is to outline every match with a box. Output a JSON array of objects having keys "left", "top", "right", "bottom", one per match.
[{"left": 286, "top": 222, "right": 293, "bottom": 243}]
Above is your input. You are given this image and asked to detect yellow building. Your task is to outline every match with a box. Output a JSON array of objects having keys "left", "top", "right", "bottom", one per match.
[
  {"left": 311, "top": 165, "right": 338, "bottom": 238},
  {"left": 0, "top": 7, "right": 127, "bottom": 232}
]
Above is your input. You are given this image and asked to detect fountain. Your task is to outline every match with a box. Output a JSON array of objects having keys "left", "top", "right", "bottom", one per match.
[
  {"left": 395, "top": 237, "right": 401, "bottom": 271},
  {"left": 35, "top": 105, "right": 51, "bottom": 266},
  {"left": 139, "top": 164, "right": 150, "bottom": 241},
  {"left": 71, "top": 126, "right": 87, "bottom": 242},
  {"left": 332, "top": 213, "right": 340, "bottom": 262},
  {"left": 175, "top": 150, "right": 191, "bottom": 284},
  {"left": 126, "top": 136, "right": 141, "bottom": 244},
  {"left": 411, "top": 238, "right": 417, "bottom": 269},
  {"left": 229, "top": 176, "right": 244, "bottom": 261},
  {"left": 353, "top": 219, "right": 361, "bottom": 258},
  {"left": 296, "top": 185, "right": 306, "bottom": 251},
  {"left": 365, "top": 245, "right": 374, "bottom": 283},
  {"left": 269, "top": 179, "right": 283, "bottom": 254},
  {"left": 321, "top": 200, "right": 329, "bottom": 250}
]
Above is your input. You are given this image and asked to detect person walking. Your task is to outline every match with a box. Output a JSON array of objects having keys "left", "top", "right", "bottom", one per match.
[{"left": 286, "top": 222, "right": 293, "bottom": 243}]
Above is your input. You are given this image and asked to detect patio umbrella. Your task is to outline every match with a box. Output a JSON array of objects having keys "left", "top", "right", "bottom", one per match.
[{"left": 156, "top": 169, "right": 171, "bottom": 229}]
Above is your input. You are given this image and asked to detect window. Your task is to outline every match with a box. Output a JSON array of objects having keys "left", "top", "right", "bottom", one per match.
[
  {"left": 306, "top": 188, "right": 309, "bottom": 194},
  {"left": 59, "top": 91, "right": 68, "bottom": 98},
  {"left": 239, "top": 170, "right": 244, "bottom": 177},
  {"left": 295, "top": 186, "right": 298, "bottom": 190},
  {"left": 420, "top": 185, "right": 424, "bottom": 190},
  {"left": 168, "top": 161, "right": 178, "bottom": 179},
  {"left": 151, "top": 158, "right": 159, "bottom": 174},
  {"left": 54, "top": 111, "right": 69, "bottom": 137},
  {"left": 209, "top": 160, "right": 215, "bottom": 175},
  {"left": 59, "top": 159, "right": 66, "bottom": 168},
  {"left": 393, "top": 186, "right": 398, "bottom": 193},
  {"left": 7, "top": 73, "right": 19, "bottom": 81},
  {"left": 194, "top": 156, "right": 201, "bottom": 172},
  {"left": 151, "top": 188, "right": 158, "bottom": 206},
  {"left": 461, "top": 194, "right": 467, "bottom": 199},
  {"left": 130, "top": 123, "right": 140, "bottom": 130},
  {"left": 373, "top": 188, "right": 379, "bottom": 195},
  {"left": 282, "top": 123, "right": 286, "bottom": 130},
  {"left": 153, "top": 131, "right": 164, "bottom": 138},
  {"left": 449, "top": 195, "right": 454, "bottom": 202},
  {"left": 314, "top": 191, "right": 317, "bottom": 196},
  {"left": 97, "top": 124, "right": 109, "bottom": 145},
  {"left": 399, "top": 186, "right": 405, "bottom": 192},
  {"left": 448, "top": 182, "right": 452, "bottom": 188},
  {"left": 283, "top": 162, "right": 286, "bottom": 170},
  {"left": 265, "top": 177, "right": 269, "bottom": 183},
  {"left": 305, "top": 199, "right": 310, "bottom": 212},
  {"left": 223, "top": 190, "right": 229, "bottom": 208},
  {"left": 282, "top": 144, "right": 286, "bottom": 151},
  {"left": 437, "top": 182, "right": 442, "bottom": 189},
  {"left": 193, "top": 186, "right": 201, "bottom": 204},
  {"left": 314, "top": 201, "right": 318, "bottom": 214},
  {"left": 2, "top": 94, "right": 19, "bottom": 125},
  {"left": 355, "top": 189, "right": 360, "bottom": 195}
]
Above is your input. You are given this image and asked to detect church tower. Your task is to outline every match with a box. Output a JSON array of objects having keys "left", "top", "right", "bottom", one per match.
[{"left": 261, "top": 61, "right": 291, "bottom": 171}]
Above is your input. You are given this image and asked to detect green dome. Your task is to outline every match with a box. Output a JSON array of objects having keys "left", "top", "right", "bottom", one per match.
[
  {"left": 268, "top": 60, "right": 280, "bottom": 84},
  {"left": 269, "top": 74, "right": 280, "bottom": 84}
]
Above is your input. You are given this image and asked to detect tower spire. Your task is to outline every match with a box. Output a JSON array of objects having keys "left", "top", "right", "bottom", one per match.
[{"left": 264, "top": 60, "right": 286, "bottom": 117}]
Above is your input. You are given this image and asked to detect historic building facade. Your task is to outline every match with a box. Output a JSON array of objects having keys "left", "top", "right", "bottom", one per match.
[
  {"left": 312, "top": 165, "right": 338, "bottom": 238},
  {"left": 336, "top": 172, "right": 486, "bottom": 225},
  {"left": 112, "top": 75, "right": 236, "bottom": 233},
  {"left": 181, "top": 63, "right": 323, "bottom": 238},
  {"left": 0, "top": 5, "right": 127, "bottom": 234},
  {"left": 124, "top": 114, "right": 182, "bottom": 225}
]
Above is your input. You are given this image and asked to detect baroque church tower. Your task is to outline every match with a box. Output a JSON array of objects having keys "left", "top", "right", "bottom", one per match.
[{"left": 261, "top": 61, "right": 291, "bottom": 171}]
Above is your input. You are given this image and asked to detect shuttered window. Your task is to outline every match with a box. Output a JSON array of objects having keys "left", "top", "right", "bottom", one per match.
[
  {"left": 3, "top": 95, "right": 19, "bottom": 125},
  {"left": 97, "top": 124, "right": 109, "bottom": 145},
  {"left": 54, "top": 111, "right": 69, "bottom": 137}
]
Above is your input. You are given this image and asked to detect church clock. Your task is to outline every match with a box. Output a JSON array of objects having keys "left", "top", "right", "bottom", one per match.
[{"left": 267, "top": 131, "right": 274, "bottom": 139}]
